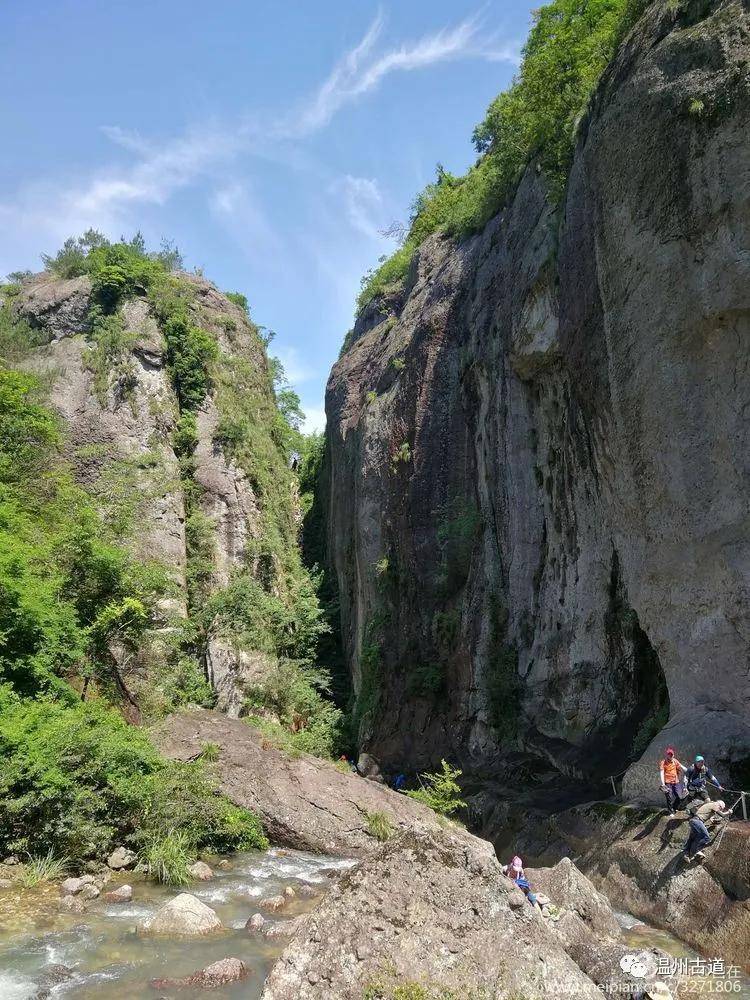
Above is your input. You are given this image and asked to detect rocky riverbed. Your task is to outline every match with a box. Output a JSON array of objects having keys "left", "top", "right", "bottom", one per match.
[{"left": 0, "top": 848, "right": 354, "bottom": 999}]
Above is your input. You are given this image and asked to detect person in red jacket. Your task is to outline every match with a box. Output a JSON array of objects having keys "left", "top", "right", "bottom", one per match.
[{"left": 659, "top": 746, "right": 686, "bottom": 814}]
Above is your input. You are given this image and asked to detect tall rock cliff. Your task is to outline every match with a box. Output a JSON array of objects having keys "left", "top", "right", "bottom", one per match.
[
  {"left": 325, "top": 0, "right": 750, "bottom": 802},
  {"left": 7, "top": 267, "right": 304, "bottom": 717}
]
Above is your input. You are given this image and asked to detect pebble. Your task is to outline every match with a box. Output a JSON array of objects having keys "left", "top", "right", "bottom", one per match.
[
  {"left": 245, "top": 912, "right": 266, "bottom": 933},
  {"left": 259, "top": 894, "right": 287, "bottom": 913},
  {"left": 188, "top": 861, "right": 214, "bottom": 881},
  {"left": 104, "top": 884, "right": 133, "bottom": 903}
]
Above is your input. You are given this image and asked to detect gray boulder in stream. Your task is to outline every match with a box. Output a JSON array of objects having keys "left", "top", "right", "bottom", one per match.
[
  {"left": 151, "top": 957, "right": 248, "bottom": 990},
  {"left": 139, "top": 892, "right": 222, "bottom": 936}
]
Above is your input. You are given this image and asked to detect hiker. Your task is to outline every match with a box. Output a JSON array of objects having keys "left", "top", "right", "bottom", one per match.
[
  {"left": 392, "top": 773, "right": 406, "bottom": 792},
  {"left": 659, "top": 746, "right": 686, "bottom": 814},
  {"left": 513, "top": 874, "right": 542, "bottom": 912},
  {"left": 683, "top": 799, "right": 733, "bottom": 863},
  {"left": 508, "top": 855, "right": 525, "bottom": 880},
  {"left": 684, "top": 755, "right": 723, "bottom": 807},
  {"left": 340, "top": 754, "right": 359, "bottom": 774}
]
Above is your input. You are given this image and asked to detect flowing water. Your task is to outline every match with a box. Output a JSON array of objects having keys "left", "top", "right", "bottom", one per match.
[
  {"left": 2, "top": 853, "right": 748, "bottom": 999},
  {"left": 0, "top": 848, "right": 355, "bottom": 999},
  {"left": 617, "top": 912, "right": 750, "bottom": 998}
]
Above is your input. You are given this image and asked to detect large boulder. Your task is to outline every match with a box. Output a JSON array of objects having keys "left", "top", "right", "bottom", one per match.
[
  {"left": 139, "top": 893, "right": 222, "bottom": 936},
  {"left": 152, "top": 709, "right": 453, "bottom": 857},
  {"left": 525, "top": 856, "right": 621, "bottom": 937},
  {"left": 262, "top": 827, "right": 606, "bottom": 999}
]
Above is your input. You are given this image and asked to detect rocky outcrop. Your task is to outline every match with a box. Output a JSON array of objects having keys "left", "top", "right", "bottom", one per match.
[
  {"left": 262, "top": 826, "right": 678, "bottom": 999},
  {"left": 519, "top": 801, "right": 750, "bottom": 971},
  {"left": 526, "top": 856, "right": 621, "bottom": 938},
  {"left": 11, "top": 269, "right": 293, "bottom": 711},
  {"left": 19, "top": 275, "right": 188, "bottom": 612},
  {"left": 324, "top": 0, "right": 750, "bottom": 797},
  {"left": 153, "top": 709, "right": 456, "bottom": 857}
]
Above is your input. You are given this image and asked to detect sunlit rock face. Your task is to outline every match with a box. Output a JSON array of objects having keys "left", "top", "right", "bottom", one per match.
[{"left": 325, "top": 0, "right": 750, "bottom": 797}]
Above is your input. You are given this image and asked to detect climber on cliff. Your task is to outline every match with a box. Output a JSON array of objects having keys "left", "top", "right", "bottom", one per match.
[
  {"left": 508, "top": 855, "right": 525, "bottom": 880},
  {"left": 683, "top": 755, "right": 723, "bottom": 808},
  {"left": 659, "top": 747, "right": 686, "bottom": 815},
  {"left": 683, "top": 798, "right": 733, "bottom": 863}
]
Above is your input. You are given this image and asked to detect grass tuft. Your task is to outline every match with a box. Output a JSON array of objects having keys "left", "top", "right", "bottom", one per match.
[
  {"left": 365, "top": 810, "right": 394, "bottom": 842},
  {"left": 140, "top": 830, "right": 195, "bottom": 886},
  {"left": 22, "top": 850, "right": 69, "bottom": 888}
]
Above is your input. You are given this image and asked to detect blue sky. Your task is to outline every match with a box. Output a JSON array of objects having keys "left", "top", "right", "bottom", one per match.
[{"left": 1, "top": 1, "right": 535, "bottom": 430}]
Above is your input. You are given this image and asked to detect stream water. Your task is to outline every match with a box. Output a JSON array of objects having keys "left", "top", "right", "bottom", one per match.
[
  {"left": 2, "top": 852, "right": 748, "bottom": 999},
  {"left": 0, "top": 848, "right": 354, "bottom": 999},
  {"left": 617, "top": 912, "right": 750, "bottom": 998}
]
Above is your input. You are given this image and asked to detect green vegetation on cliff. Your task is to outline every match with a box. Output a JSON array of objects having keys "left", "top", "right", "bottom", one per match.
[
  {"left": 0, "top": 234, "right": 339, "bottom": 867},
  {"left": 357, "top": 0, "right": 649, "bottom": 311},
  {"left": 0, "top": 295, "right": 166, "bottom": 702}
]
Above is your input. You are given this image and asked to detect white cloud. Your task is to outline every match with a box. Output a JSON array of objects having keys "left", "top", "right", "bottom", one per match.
[
  {"left": 74, "top": 126, "right": 243, "bottom": 218},
  {"left": 0, "top": 9, "right": 519, "bottom": 277},
  {"left": 333, "top": 175, "right": 384, "bottom": 241},
  {"left": 285, "top": 12, "right": 516, "bottom": 137}
]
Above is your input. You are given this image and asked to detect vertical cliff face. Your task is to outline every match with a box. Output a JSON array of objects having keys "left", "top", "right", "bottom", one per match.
[
  {"left": 11, "top": 269, "right": 300, "bottom": 716},
  {"left": 325, "top": 0, "right": 750, "bottom": 798}
]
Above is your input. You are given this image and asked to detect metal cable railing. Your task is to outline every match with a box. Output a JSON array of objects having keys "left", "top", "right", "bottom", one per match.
[{"left": 606, "top": 769, "right": 749, "bottom": 821}]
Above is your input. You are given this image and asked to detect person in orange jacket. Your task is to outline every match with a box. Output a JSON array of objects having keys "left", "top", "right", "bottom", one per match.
[{"left": 659, "top": 746, "right": 686, "bottom": 814}]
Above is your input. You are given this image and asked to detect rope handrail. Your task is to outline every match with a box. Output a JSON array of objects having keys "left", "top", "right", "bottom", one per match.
[{"left": 604, "top": 768, "right": 750, "bottom": 821}]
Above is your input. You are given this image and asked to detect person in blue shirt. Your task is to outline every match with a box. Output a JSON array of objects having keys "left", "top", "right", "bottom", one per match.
[{"left": 684, "top": 755, "right": 723, "bottom": 808}]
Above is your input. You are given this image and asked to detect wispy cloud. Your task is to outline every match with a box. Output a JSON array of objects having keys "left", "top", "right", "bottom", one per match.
[
  {"left": 333, "top": 175, "right": 384, "bottom": 241},
  {"left": 0, "top": 9, "right": 519, "bottom": 277},
  {"left": 285, "top": 11, "right": 516, "bottom": 137},
  {"left": 76, "top": 125, "right": 244, "bottom": 218}
]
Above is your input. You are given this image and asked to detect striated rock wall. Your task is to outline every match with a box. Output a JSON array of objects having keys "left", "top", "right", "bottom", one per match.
[{"left": 325, "top": 0, "right": 750, "bottom": 796}]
